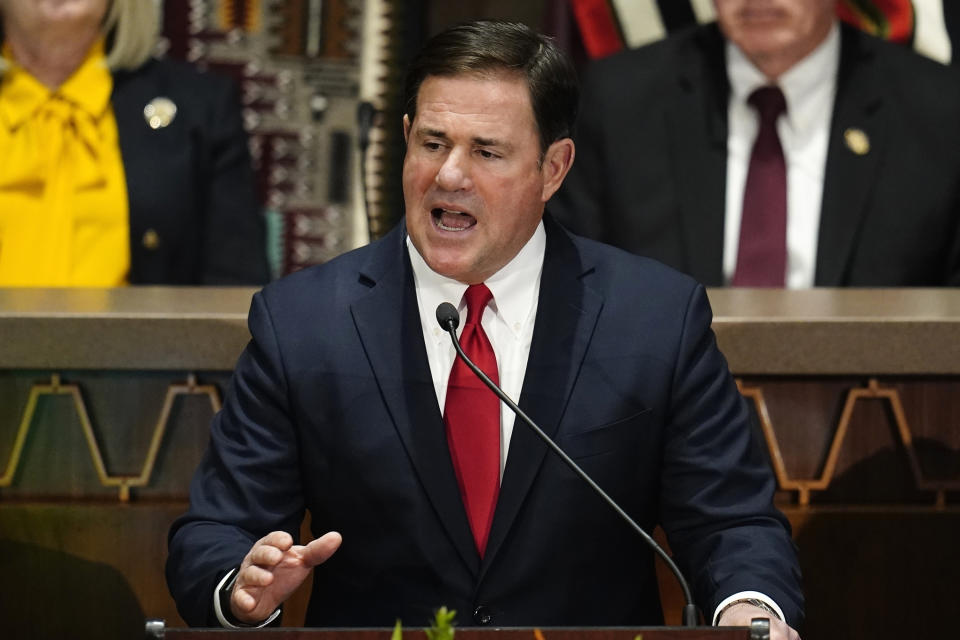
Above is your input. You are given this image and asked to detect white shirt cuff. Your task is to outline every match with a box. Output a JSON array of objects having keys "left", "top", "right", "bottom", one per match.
[
  {"left": 712, "top": 590, "right": 785, "bottom": 626},
  {"left": 213, "top": 568, "right": 282, "bottom": 629}
]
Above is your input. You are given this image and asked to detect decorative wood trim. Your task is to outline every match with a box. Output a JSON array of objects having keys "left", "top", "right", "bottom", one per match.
[
  {"left": 737, "top": 378, "right": 959, "bottom": 507},
  {"left": 0, "top": 374, "right": 221, "bottom": 501}
]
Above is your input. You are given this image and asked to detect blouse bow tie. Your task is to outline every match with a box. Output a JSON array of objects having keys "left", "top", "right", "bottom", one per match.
[{"left": 0, "top": 92, "right": 107, "bottom": 191}]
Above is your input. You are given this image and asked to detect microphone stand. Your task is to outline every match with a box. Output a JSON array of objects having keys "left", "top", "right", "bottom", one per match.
[{"left": 439, "top": 311, "right": 700, "bottom": 627}]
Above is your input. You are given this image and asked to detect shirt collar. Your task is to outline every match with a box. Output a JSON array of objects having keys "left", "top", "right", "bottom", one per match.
[
  {"left": 0, "top": 37, "right": 112, "bottom": 130},
  {"left": 726, "top": 22, "right": 840, "bottom": 132},
  {"left": 407, "top": 221, "right": 547, "bottom": 339},
  {"left": 59, "top": 38, "right": 113, "bottom": 119}
]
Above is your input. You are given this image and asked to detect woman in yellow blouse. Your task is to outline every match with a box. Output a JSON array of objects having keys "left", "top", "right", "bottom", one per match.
[{"left": 0, "top": 0, "right": 269, "bottom": 286}]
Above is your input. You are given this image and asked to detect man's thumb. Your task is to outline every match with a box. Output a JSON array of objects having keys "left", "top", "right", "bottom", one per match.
[{"left": 301, "top": 531, "right": 342, "bottom": 567}]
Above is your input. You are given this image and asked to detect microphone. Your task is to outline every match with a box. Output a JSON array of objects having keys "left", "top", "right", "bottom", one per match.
[{"left": 436, "top": 302, "right": 700, "bottom": 627}]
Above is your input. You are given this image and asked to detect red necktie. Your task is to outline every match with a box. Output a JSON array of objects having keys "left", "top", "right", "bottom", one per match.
[
  {"left": 732, "top": 86, "right": 788, "bottom": 287},
  {"left": 444, "top": 284, "right": 500, "bottom": 556}
]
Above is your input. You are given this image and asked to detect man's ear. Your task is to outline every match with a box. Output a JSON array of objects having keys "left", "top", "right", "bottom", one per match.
[
  {"left": 403, "top": 114, "right": 411, "bottom": 143},
  {"left": 540, "top": 138, "right": 575, "bottom": 202}
]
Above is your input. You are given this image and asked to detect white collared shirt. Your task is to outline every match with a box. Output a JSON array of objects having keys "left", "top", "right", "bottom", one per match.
[
  {"left": 724, "top": 22, "right": 840, "bottom": 288},
  {"left": 407, "top": 221, "right": 546, "bottom": 476}
]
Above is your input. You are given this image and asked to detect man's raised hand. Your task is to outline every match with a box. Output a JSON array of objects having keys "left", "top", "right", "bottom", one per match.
[{"left": 230, "top": 530, "right": 342, "bottom": 624}]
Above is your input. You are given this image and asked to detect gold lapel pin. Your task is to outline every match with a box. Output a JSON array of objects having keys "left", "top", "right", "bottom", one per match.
[
  {"left": 844, "top": 127, "right": 870, "bottom": 155},
  {"left": 144, "top": 97, "right": 178, "bottom": 129},
  {"left": 142, "top": 228, "right": 161, "bottom": 250}
]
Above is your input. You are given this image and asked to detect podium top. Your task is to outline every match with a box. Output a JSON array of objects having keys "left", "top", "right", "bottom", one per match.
[
  {"left": 145, "top": 624, "right": 763, "bottom": 640},
  {"left": 6, "top": 286, "right": 959, "bottom": 374}
]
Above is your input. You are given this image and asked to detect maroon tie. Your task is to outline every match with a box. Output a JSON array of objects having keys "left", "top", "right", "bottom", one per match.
[
  {"left": 732, "top": 86, "right": 788, "bottom": 287},
  {"left": 444, "top": 284, "right": 500, "bottom": 556}
]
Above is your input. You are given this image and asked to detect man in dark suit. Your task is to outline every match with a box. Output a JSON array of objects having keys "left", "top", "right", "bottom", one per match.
[
  {"left": 166, "top": 20, "right": 803, "bottom": 638},
  {"left": 552, "top": 0, "right": 960, "bottom": 287}
]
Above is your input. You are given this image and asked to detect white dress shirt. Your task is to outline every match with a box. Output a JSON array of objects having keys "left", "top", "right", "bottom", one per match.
[
  {"left": 408, "top": 221, "right": 545, "bottom": 477},
  {"left": 724, "top": 23, "right": 840, "bottom": 288}
]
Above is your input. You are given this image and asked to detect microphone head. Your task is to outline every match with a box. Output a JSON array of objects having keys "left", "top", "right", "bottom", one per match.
[{"left": 436, "top": 302, "right": 460, "bottom": 330}]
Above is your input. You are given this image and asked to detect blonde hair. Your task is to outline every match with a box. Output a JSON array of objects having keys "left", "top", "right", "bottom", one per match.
[
  {"left": 103, "top": 0, "right": 160, "bottom": 71},
  {"left": 0, "top": 0, "right": 160, "bottom": 74}
]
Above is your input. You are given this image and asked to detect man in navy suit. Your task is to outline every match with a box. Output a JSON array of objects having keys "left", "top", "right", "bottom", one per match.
[{"left": 167, "top": 20, "right": 803, "bottom": 638}]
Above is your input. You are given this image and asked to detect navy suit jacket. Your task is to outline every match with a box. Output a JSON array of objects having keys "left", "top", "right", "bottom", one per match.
[
  {"left": 552, "top": 23, "right": 960, "bottom": 286},
  {"left": 112, "top": 58, "right": 269, "bottom": 284},
  {"left": 167, "top": 216, "right": 802, "bottom": 628}
]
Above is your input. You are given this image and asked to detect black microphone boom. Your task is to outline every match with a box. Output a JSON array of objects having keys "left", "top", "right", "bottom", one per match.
[{"left": 435, "top": 302, "right": 699, "bottom": 627}]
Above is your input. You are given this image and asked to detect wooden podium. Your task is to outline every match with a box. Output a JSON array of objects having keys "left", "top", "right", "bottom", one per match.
[
  {"left": 143, "top": 623, "right": 771, "bottom": 640},
  {"left": 14, "top": 287, "right": 960, "bottom": 638}
]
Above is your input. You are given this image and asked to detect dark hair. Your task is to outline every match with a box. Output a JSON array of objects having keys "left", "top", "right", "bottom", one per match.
[{"left": 403, "top": 20, "right": 579, "bottom": 155}]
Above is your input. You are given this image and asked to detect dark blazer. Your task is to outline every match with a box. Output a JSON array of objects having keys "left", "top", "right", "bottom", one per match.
[
  {"left": 112, "top": 58, "right": 269, "bottom": 284},
  {"left": 552, "top": 23, "right": 960, "bottom": 286},
  {"left": 166, "top": 216, "right": 802, "bottom": 628}
]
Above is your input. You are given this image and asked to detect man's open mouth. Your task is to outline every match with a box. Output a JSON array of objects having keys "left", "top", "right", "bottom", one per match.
[{"left": 432, "top": 208, "right": 477, "bottom": 232}]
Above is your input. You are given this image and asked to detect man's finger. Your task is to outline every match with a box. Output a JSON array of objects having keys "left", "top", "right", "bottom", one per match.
[
  {"left": 258, "top": 530, "right": 294, "bottom": 551},
  {"left": 249, "top": 543, "right": 284, "bottom": 568},
  {"left": 300, "top": 531, "right": 342, "bottom": 567},
  {"left": 232, "top": 588, "right": 258, "bottom": 613},
  {"left": 240, "top": 564, "right": 275, "bottom": 587}
]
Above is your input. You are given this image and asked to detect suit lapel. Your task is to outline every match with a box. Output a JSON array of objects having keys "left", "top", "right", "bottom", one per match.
[
  {"left": 111, "top": 63, "right": 160, "bottom": 221},
  {"left": 667, "top": 25, "right": 729, "bottom": 286},
  {"left": 479, "top": 218, "right": 603, "bottom": 578},
  {"left": 111, "top": 62, "right": 183, "bottom": 282},
  {"left": 816, "top": 26, "right": 886, "bottom": 285},
  {"left": 350, "top": 225, "right": 480, "bottom": 575}
]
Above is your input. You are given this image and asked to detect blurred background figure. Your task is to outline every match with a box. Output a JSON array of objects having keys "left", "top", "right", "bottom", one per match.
[
  {"left": 0, "top": 0, "right": 269, "bottom": 286},
  {"left": 551, "top": 0, "right": 960, "bottom": 287}
]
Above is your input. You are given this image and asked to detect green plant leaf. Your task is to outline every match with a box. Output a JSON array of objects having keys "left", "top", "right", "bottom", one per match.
[{"left": 425, "top": 607, "right": 457, "bottom": 640}]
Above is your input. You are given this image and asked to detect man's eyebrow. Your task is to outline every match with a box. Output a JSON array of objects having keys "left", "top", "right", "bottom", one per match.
[
  {"left": 473, "top": 136, "right": 506, "bottom": 148},
  {"left": 416, "top": 127, "right": 449, "bottom": 140},
  {"left": 414, "top": 127, "right": 511, "bottom": 150}
]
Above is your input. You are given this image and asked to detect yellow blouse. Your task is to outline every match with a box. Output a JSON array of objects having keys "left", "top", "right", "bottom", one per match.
[{"left": 0, "top": 39, "right": 129, "bottom": 286}]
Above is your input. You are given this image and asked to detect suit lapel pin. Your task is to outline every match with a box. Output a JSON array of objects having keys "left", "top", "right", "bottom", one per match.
[
  {"left": 844, "top": 127, "right": 870, "bottom": 155},
  {"left": 144, "top": 97, "right": 178, "bottom": 129}
]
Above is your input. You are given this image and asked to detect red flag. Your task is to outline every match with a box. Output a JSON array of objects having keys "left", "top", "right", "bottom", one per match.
[
  {"left": 836, "top": 0, "right": 915, "bottom": 43},
  {"left": 571, "top": 0, "right": 625, "bottom": 59}
]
